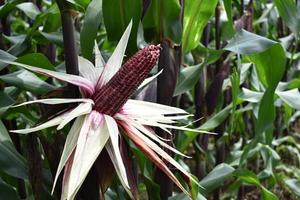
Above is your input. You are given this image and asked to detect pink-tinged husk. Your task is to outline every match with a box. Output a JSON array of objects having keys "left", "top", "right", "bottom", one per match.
[{"left": 119, "top": 121, "right": 191, "bottom": 198}]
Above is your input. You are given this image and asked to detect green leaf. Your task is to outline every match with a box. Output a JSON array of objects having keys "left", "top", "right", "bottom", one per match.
[
  {"left": 273, "top": 0, "right": 300, "bottom": 36},
  {"left": 230, "top": 69, "right": 240, "bottom": 113},
  {"left": 276, "top": 89, "right": 300, "bottom": 110},
  {"left": 3, "top": 35, "right": 26, "bottom": 44},
  {"left": 0, "top": 91, "right": 15, "bottom": 117},
  {"left": 0, "top": 50, "right": 16, "bottom": 71},
  {"left": 226, "top": 30, "right": 286, "bottom": 137},
  {"left": 223, "top": 0, "right": 234, "bottom": 36},
  {"left": 103, "top": 0, "right": 141, "bottom": 53},
  {"left": 194, "top": 45, "right": 224, "bottom": 65},
  {"left": 240, "top": 88, "right": 263, "bottom": 103},
  {"left": 255, "top": 89, "right": 276, "bottom": 135},
  {"left": 235, "top": 169, "right": 260, "bottom": 186},
  {"left": 0, "top": 178, "right": 19, "bottom": 200},
  {"left": 169, "top": 193, "right": 207, "bottom": 200},
  {"left": 0, "top": 0, "right": 23, "bottom": 18},
  {"left": 248, "top": 44, "right": 286, "bottom": 89},
  {"left": 174, "top": 63, "right": 204, "bottom": 96},
  {"left": 285, "top": 179, "right": 300, "bottom": 197},
  {"left": 229, "top": 69, "right": 240, "bottom": 133},
  {"left": 0, "top": 121, "right": 28, "bottom": 179},
  {"left": 190, "top": 175, "right": 200, "bottom": 200},
  {"left": 16, "top": 2, "right": 41, "bottom": 20},
  {"left": 0, "top": 53, "right": 56, "bottom": 94},
  {"left": 247, "top": 44, "right": 286, "bottom": 136},
  {"left": 182, "top": 0, "right": 218, "bottom": 52},
  {"left": 0, "top": 70, "right": 56, "bottom": 94},
  {"left": 261, "top": 186, "right": 278, "bottom": 200},
  {"left": 16, "top": 53, "right": 55, "bottom": 71},
  {"left": 7, "top": 41, "right": 29, "bottom": 56},
  {"left": 0, "top": 121, "right": 12, "bottom": 143},
  {"left": 224, "top": 29, "right": 276, "bottom": 55},
  {"left": 40, "top": 31, "right": 64, "bottom": 46},
  {"left": 235, "top": 169, "right": 278, "bottom": 200},
  {"left": 199, "top": 163, "right": 235, "bottom": 194},
  {"left": 200, "top": 104, "right": 232, "bottom": 130},
  {"left": 73, "top": 0, "right": 91, "bottom": 8},
  {"left": 42, "top": 4, "right": 61, "bottom": 32},
  {"left": 80, "top": 0, "right": 102, "bottom": 60}
]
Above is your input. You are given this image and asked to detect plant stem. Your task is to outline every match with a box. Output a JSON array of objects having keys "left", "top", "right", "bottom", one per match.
[
  {"left": 154, "top": 40, "right": 180, "bottom": 200},
  {"left": 27, "top": 134, "right": 42, "bottom": 200},
  {"left": 215, "top": 3, "right": 221, "bottom": 72},
  {"left": 240, "top": 0, "right": 244, "bottom": 15},
  {"left": 194, "top": 24, "right": 210, "bottom": 179},
  {"left": 60, "top": 11, "right": 79, "bottom": 76},
  {"left": 56, "top": 0, "right": 79, "bottom": 97},
  {"left": 215, "top": 4, "right": 221, "bottom": 51}
]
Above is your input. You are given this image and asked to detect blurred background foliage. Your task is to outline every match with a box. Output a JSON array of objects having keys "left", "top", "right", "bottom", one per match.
[{"left": 1, "top": 0, "right": 300, "bottom": 199}]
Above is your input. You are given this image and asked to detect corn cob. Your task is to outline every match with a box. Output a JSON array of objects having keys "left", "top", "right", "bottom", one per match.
[{"left": 93, "top": 44, "right": 160, "bottom": 115}]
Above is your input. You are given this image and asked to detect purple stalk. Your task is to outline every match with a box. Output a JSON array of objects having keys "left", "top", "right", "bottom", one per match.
[{"left": 154, "top": 40, "right": 180, "bottom": 199}]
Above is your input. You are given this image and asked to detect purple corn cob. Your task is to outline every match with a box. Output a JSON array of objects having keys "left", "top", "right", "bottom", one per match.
[{"left": 92, "top": 44, "right": 160, "bottom": 116}]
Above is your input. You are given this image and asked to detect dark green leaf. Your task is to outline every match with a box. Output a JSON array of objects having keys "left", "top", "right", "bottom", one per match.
[
  {"left": 224, "top": 29, "right": 276, "bottom": 55},
  {"left": 169, "top": 193, "right": 207, "bottom": 200},
  {"left": 200, "top": 164, "right": 235, "bottom": 194},
  {"left": 0, "top": 121, "right": 28, "bottom": 179},
  {"left": 16, "top": 2, "right": 41, "bottom": 19},
  {"left": 235, "top": 169, "right": 278, "bottom": 200},
  {"left": 194, "top": 45, "right": 224, "bottom": 65},
  {"left": 0, "top": 70, "right": 56, "bottom": 94},
  {"left": 17, "top": 53, "right": 55, "bottom": 71},
  {"left": 143, "top": 0, "right": 181, "bottom": 43},
  {"left": 0, "top": 178, "right": 19, "bottom": 200},
  {"left": 200, "top": 104, "right": 232, "bottom": 130},
  {"left": 80, "top": 0, "right": 102, "bottom": 60},
  {"left": 0, "top": 92, "right": 15, "bottom": 117},
  {"left": 3, "top": 34, "right": 26, "bottom": 44},
  {"left": 0, "top": 50, "right": 16, "bottom": 71},
  {"left": 235, "top": 169, "right": 261, "bottom": 186},
  {"left": 103, "top": 0, "right": 141, "bottom": 53},
  {"left": 40, "top": 32, "right": 64, "bottom": 46},
  {"left": 0, "top": 0, "right": 23, "bottom": 18},
  {"left": 174, "top": 63, "right": 204, "bottom": 96}
]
